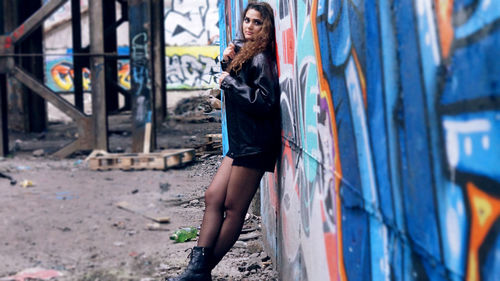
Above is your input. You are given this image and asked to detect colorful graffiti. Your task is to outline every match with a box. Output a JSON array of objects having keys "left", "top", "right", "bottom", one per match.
[
  {"left": 165, "top": 46, "right": 220, "bottom": 89},
  {"left": 45, "top": 46, "right": 219, "bottom": 91},
  {"left": 222, "top": 0, "right": 500, "bottom": 280},
  {"left": 45, "top": 55, "right": 130, "bottom": 92},
  {"left": 164, "top": 0, "right": 220, "bottom": 45}
]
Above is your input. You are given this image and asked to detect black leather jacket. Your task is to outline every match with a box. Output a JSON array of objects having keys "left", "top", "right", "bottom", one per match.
[{"left": 220, "top": 47, "right": 281, "bottom": 158}]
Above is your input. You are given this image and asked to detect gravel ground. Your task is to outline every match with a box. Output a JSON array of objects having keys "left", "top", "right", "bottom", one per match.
[{"left": 0, "top": 113, "right": 278, "bottom": 281}]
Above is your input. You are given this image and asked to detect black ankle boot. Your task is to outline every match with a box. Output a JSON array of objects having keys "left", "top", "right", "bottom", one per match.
[{"left": 167, "top": 247, "right": 213, "bottom": 281}]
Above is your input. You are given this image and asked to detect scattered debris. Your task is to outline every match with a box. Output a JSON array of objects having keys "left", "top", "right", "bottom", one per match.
[
  {"left": 112, "top": 221, "right": 127, "bottom": 230},
  {"left": 0, "top": 267, "right": 63, "bottom": 281},
  {"left": 241, "top": 226, "right": 258, "bottom": 234},
  {"left": 208, "top": 95, "right": 221, "bottom": 110},
  {"left": 189, "top": 199, "right": 200, "bottom": 205},
  {"left": 57, "top": 226, "right": 72, "bottom": 232},
  {"left": 16, "top": 166, "right": 30, "bottom": 171},
  {"left": 238, "top": 232, "right": 260, "bottom": 241},
  {"left": 173, "top": 95, "right": 218, "bottom": 116},
  {"left": 159, "top": 182, "right": 171, "bottom": 193},
  {"left": 169, "top": 227, "right": 198, "bottom": 243},
  {"left": 246, "top": 241, "right": 264, "bottom": 254},
  {"left": 162, "top": 195, "right": 204, "bottom": 207},
  {"left": 32, "top": 149, "right": 45, "bottom": 157},
  {"left": 146, "top": 223, "right": 170, "bottom": 231},
  {"left": 116, "top": 201, "right": 170, "bottom": 223},
  {"left": 234, "top": 241, "right": 247, "bottom": 248},
  {"left": 19, "top": 180, "right": 34, "bottom": 188}
]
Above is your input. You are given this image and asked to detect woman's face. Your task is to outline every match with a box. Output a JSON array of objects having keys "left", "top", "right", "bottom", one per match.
[{"left": 243, "top": 9, "right": 263, "bottom": 41}]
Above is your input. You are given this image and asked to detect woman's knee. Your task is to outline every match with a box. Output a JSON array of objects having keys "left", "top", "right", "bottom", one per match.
[
  {"left": 204, "top": 186, "right": 225, "bottom": 209},
  {"left": 223, "top": 200, "right": 247, "bottom": 218}
]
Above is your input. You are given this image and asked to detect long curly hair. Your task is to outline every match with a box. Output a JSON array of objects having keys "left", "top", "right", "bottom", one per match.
[{"left": 227, "top": 2, "right": 276, "bottom": 73}]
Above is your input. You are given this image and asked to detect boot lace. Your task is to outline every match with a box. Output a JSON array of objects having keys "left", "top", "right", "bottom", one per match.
[{"left": 185, "top": 248, "right": 193, "bottom": 261}]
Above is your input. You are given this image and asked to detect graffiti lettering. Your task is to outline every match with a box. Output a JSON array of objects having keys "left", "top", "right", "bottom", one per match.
[
  {"left": 166, "top": 54, "right": 219, "bottom": 89},
  {"left": 164, "top": 0, "right": 219, "bottom": 45},
  {"left": 48, "top": 60, "right": 129, "bottom": 92}
]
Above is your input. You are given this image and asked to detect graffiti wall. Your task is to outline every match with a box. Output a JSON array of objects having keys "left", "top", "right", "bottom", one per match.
[
  {"left": 43, "top": 0, "right": 220, "bottom": 91},
  {"left": 166, "top": 46, "right": 220, "bottom": 89},
  {"left": 164, "top": 0, "right": 220, "bottom": 45},
  {"left": 45, "top": 45, "right": 219, "bottom": 91},
  {"left": 221, "top": 0, "right": 500, "bottom": 280},
  {"left": 44, "top": 48, "right": 130, "bottom": 92}
]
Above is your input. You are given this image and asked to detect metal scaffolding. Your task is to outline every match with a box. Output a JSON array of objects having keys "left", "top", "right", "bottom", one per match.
[{"left": 0, "top": 0, "right": 166, "bottom": 157}]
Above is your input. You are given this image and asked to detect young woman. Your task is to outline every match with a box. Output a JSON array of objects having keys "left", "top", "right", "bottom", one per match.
[{"left": 167, "top": 2, "right": 280, "bottom": 281}]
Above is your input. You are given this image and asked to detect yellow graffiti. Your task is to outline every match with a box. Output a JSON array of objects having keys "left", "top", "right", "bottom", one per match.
[
  {"left": 51, "top": 62, "right": 74, "bottom": 91},
  {"left": 473, "top": 195, "right": 493, "bottom": 227},
  {"left": 118, "top": 62, "right": 130, "bottom": 89},
  {"left": 466, "top": 182, "right": 500, "bottom": 281},
  {"left": 82, "top": 68, "right": 91, "bottom": 91},
  {"left": 50, "top": 61, "right": 131, "bottom": 91},
  {"left": 166, "top": 45, "right": 219, "bottom": 58}
]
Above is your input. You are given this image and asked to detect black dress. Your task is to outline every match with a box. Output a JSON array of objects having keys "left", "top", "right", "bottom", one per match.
[{"left": 220, "top": 46, "right": 281, "bottom": 172}]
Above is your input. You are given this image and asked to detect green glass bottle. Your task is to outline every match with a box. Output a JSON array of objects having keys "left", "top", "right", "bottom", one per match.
[{"left": 170, "top": 227, "right": 198, "bottom": 243}]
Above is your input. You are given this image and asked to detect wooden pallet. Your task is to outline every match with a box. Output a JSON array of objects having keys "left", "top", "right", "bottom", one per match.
[
  {"left": 196, "top": 134, "right": 223, "bottom": 155},
  {"left": 88, "top": 148, "right": 195, "bottom": 171},
  {"left": 205, "top": 133, "right": 222, "bottom": 142}
]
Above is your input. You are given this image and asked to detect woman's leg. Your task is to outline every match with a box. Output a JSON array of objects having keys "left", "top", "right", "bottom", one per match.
[
  {"left": 197, "top": 156, "right": 233, "bottom": 248},
  {"left": 211, "top": 166, "right": 264, "bottom": 264}
]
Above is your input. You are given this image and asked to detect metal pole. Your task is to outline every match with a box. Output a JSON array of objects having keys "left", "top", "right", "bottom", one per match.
[
  {"left": 71, "top": 0, "right": 84, "bottom": 111},
  {"left": 89, "top": 0, "right": 108, "bottom": 150}
]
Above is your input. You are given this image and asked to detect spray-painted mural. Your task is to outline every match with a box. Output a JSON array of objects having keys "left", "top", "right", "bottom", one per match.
[
  {"left": 166, "top": 46, "right": 220, "bottom": 89},
  {"left": 45, "top": 46, "right": 219, "bottom": 91},
  {"left": 43, "top": 0, "right": 220, "bottom": 91},
  {"left": 221, "top": 1, "right": 500, "bottom": 280},
  {"left": 164, "top": 0, "right": 220, "bottom": 45}
]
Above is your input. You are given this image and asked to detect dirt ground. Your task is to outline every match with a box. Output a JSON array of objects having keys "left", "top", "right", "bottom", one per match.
[{"left": 0, "top": 101, "right": 278, "bottom": 280}]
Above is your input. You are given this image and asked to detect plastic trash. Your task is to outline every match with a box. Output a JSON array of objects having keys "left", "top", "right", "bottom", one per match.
[
  {"left": 20, "top": 180, "right": 34, "bottom": 188},
  {"left": 170, "top": 227, "right": 198, "bottom": 243}
]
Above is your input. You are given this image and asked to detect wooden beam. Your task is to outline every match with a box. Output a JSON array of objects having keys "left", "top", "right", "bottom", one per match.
[
  {"left": 152, "top": 0, "right": 166, "bottom": 132},
  {"left": 89, "top": 0, "right": 108, "bottom": 150},
  {"left": 128, "top": 0, "right": 155, "bottom": 152}
]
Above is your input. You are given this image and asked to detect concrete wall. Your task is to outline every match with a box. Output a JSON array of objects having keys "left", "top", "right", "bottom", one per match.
[
  {"left": 220, "top": 1, "right": 500, "bottom": 280},
  {"left": 42, "top": 0, "right": 220, "bottom": 91}
]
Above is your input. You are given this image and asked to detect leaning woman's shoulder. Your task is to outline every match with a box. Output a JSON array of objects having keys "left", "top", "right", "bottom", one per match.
[{"left": 251, "top": 51, "right": 273, "bottom": 66}]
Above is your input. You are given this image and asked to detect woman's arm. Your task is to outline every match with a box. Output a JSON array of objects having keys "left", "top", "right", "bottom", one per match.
[
  {"left": 220, "top": 52, "right": 279, "bottom": 116},
  {"left": 221, "top": 43, "right": 236, "bottom": 71}
]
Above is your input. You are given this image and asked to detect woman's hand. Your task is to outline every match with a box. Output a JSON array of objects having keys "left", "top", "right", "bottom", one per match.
[
  {"left": 219, "top": 71, "right": 230, "bottom": 86},
  {"left": 222, "top": 43, "right": 236, "bottom": 62}
]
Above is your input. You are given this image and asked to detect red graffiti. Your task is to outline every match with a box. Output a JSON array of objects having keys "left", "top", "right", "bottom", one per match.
[
  {"left": 4, "top": 36, "right": 12, "bottom": 49},
  {"left": 13, "top": 24, "right": 25, "bottom": 39}
]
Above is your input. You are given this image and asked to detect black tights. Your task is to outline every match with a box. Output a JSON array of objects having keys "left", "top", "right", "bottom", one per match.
[{"left": 197, "top": 156, "right": 264, "bottom": 266}]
